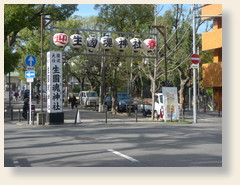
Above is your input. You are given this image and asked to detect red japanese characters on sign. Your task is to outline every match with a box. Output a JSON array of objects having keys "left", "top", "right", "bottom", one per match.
[
  {"left": 53, "top": 33, "right": 69, "bottom": 46},
  {"left": 143, "top": 39, "right": 157, "bottom": 52}
]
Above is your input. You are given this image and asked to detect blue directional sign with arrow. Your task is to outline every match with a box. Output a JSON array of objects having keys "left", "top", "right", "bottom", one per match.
[
  {"left": 25, "top": 55, "right": 37, "bottom": 66},
  {"left": 25, "top": 71, "right": 36, "bottom": 78}
]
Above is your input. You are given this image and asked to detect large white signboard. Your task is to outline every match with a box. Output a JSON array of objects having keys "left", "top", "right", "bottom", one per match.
[
  {"left": 162, "top": 87, "right": 179, "bottom": 121},
  {"left": 47, "top": 51, "right": 63, "bottom": 113}
]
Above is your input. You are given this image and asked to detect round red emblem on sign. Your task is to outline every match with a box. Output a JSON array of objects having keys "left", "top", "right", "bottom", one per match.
[{"left": 190, "top": 53, "right": 200, "bottom": 64}]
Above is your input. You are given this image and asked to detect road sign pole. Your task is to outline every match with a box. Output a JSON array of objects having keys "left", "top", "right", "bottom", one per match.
[
  {"left": 192, "top": 4, "right": 197, "bottom": 123},
  {"left": 29, "top": 82, "right": 32, "bottom": 125},
  {"left": 193, "top": 68, "right": 197, "bottom": 123}
]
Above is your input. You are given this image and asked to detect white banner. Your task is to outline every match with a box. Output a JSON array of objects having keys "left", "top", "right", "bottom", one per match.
[
  {"left": 47, "top": 51, "right": 63, "bottom": 113},
  {"left": 162, "top": 87, "right": 179, "bottom": 121}
]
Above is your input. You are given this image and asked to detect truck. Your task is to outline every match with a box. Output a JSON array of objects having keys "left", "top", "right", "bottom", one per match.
[{"left": 141, "top": 93, "right": 164, "bottom": 118}]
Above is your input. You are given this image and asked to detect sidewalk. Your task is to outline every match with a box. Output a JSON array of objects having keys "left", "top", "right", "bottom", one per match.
[{"left": 4, "top": 99, "right": 222, "bottom": 126}]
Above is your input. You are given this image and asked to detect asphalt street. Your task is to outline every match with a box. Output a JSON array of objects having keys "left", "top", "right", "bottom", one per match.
[{"left": 4, "top": 101, "right": 222, "bottom": 167}]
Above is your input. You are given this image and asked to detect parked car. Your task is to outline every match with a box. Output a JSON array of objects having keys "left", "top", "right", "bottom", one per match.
[
  {"left": 104, "top": 95, "right": 112, "bottom": 110},
  {"left": 79, "top": 91, "right": 99, "bottom": 106},
  {"left": 104, "top": 93, "right": 135, "bottom": 112}
]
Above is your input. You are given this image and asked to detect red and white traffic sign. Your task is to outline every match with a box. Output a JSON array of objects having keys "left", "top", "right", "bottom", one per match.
[{"left": 190, "top": 53, "right": 200, "bottom": 64}]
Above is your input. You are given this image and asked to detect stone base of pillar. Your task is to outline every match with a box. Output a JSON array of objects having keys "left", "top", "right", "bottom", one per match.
[{"left": 46, "top": 112, "right": 64, "bottom": 125}]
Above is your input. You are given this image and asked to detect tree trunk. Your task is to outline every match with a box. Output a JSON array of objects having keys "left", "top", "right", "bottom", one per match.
[
  {"left": 177, "top": 66, "right": 190, "bottom": 111},
  {"left": 179, "top": 83, "right": 185, "bottom": 110},
  {"left": 111, "top": 68, "right": 117, "bottom": 114}
]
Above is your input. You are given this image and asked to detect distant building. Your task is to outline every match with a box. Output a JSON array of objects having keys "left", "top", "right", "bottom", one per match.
[
  {"left": 5, "top": 72, "right": 21, "bottom": 91},
  {"left": 201, "top": 4, "right": 222, "bottom": 111}
]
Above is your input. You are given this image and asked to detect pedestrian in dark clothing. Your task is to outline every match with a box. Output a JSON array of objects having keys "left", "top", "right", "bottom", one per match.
[
  {"left": 14, "top": 91, "right": 19, "bottom": 101},
  {"left": 68, "top": 94, "right": 77, "bottom": 109},
  {"left": 35, "top": 93, "right": 40, "bottom": 104}
]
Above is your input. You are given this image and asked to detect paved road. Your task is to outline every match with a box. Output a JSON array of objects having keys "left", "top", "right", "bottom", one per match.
[{"left": 4, "top": 104, "right": 222, "bottom": 167}]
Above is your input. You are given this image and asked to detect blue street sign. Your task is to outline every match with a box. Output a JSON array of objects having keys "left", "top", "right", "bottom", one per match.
[
  {"left": 25, "top": 71, "right": 36, "bottom": 78},
  {"left": 25, "top": 55, "right": 37, "bottom": 66}
]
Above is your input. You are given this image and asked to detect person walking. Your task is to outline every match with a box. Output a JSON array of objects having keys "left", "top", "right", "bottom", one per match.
[
  {"left": 35, "top": 93, "right": 40, "bottom": 104},
  {"left": 14, "top": 91, "right": 19, "bottom": 101},
  {"left": 68, "top": 93, "right": 77, "bottom": 109}
]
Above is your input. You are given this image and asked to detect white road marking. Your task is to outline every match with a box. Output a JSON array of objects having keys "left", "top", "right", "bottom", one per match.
[
  {"left": 13, "top": 159, "right": 20, "bottom": 167},
  {"left": 107, "top": 149, "right": 139, "bottom": 162}
]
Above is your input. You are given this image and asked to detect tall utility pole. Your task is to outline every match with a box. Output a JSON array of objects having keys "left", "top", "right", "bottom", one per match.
[
  {"left": 7, "top": 36, "right": 13, "bottom": 120},
  {"left": 192, "top": 4, "right": 197, "bottom": 123},
  {"left": 40, "top": 15, "right": 44, "bottom": 123},
  {"left": 99, "top": 49, "right": 106, "bottom": 112}
]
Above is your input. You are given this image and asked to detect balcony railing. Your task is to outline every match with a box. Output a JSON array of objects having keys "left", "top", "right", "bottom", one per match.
[{"left": 202, "top": 28, "right": 222, "bottom": 51}]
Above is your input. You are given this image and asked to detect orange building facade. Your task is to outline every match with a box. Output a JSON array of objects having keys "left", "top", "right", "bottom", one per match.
[{"left": 201, "top": 4, "right": 222, "bottom": 111}]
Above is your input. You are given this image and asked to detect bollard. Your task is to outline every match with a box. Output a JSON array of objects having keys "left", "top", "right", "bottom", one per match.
[
  {"left": 135, "top": 105, "right": 138, "bottom": 123},
  {"left": 27, "top": 111, "right": 29, "bottom": 124},
  {"left": 128, "top": 104, "right": 131, "bottom": 116},
  {"left": 18, "top": 108, "right": 21, "bottom": 122},
  {"left": 32, "top": 111, "right": 34, "bottom": 125},
  {"left": 11, "top": 108, "right": 13, "bottom": 121},
  {"left": 105, "top": 105, "right": 107, "bottom": 123}
]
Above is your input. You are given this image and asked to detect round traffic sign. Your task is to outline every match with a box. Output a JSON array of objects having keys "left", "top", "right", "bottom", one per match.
[
  {"left": 190, "top": 53, "right": 200, "bottom": 64},
  {"left": 25, "top": 55, "right": 37, "bottom": 66}
]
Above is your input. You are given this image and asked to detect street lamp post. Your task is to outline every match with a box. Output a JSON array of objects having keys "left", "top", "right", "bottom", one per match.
[{"left": 152, "top": 25, "right": 167, "bottom": 86}]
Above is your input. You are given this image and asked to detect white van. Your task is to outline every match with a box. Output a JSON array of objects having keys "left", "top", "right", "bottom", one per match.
[
  {"left": 154, "top": 93, "right": 164, "bottom": 118},
  {"left": 79, "top": 91, "right": 99, "bottom": 106},
  {"left": 141, "top": 93, "right": 164, "bottom": 118}
]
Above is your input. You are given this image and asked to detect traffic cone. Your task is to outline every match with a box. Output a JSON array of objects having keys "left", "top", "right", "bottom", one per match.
[{"left": 75, "top": 109, "right": 82, "bottom": 124}]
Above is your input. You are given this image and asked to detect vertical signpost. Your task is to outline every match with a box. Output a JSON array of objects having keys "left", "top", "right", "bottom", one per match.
[
  {"left": 192, "top": 4, "right": 197, "bottom": 123},
  {"left": 190, "top": 53, "right": 201, "bottom": 123},
  {"left": 46, "top": 51, "right": 64, "bottom": 124},
  {"left": 25, "top": 55, "right": 37, "bottom": 125}
]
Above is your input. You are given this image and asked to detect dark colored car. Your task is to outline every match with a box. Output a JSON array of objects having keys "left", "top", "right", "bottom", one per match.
[
  {"left": 104, "top": 93, "right": 135, "bottom": 112},
  {"left": 104, "top": 95, "right": 112, "bottom": 110}
]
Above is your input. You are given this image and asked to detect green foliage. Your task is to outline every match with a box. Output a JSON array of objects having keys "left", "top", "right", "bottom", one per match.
[
  {"left": 4, "top": 4, "right": 78, "bottom": 40},
  {"left": 4, "top": 45, "right": 21, "bottom": 74},
  {"left": 205, "top": 88, "right": 213, "bottom": 97},
  {"left": 4, "top": 4, "right": 78, "bottom": 74},
  {"left": 72, "top": 86, "right": 80, "bottom": 93},
  {"left": 94, "top": 4, "right": 154, "bottom": 33}
]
